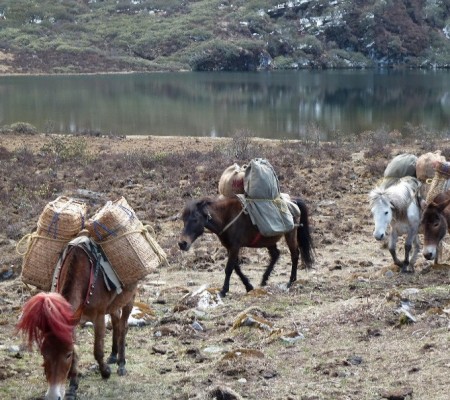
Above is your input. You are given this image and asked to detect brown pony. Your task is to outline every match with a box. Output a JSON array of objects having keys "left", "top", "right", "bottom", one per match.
[
  {"left": 421, "top": 191, "right": 450, "bottom": 263},
  {"left": 178, "top": 196, "right": 314, "bottom": 297},
  {"left": 17, "top": 243, "right": 137, "bottom": 400}
]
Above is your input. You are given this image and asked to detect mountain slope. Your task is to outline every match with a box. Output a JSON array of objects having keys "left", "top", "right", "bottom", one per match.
[{"left": 0, "top": 0, "right": 449, "bottom": 73}]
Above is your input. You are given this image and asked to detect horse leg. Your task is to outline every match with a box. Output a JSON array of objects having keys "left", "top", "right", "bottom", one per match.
[
  {"left": 388, "top": 231, "right": 403, "bottom": 268},
  {"left": 402, "top": 228, "right": 419, "bottom": 273},
  {"left": 115, "top": 300, "right": 134, "bottom": 376},
  {"left": 220, "top": 248, "right": 250, "bottom": 297},
  {"left": 401, "top": 242, "right": 413, "bottom": 273},
  {"left": 285, "top": 232, "right": 300, "bottom": 287},
  {"left": 65, "top": 347, "right": 79, "bottom": 400},
  {"left": 261, "top": 245, "right": 280, "bottom": 287},
  {"left": 93, "top": 315, "right": 111, "bottom": 379},
  {"left": 107, "top": 310, "right": 120, "bottom": 365}
]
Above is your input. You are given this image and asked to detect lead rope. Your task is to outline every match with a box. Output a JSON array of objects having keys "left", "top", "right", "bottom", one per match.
[{"left": 205, "top": 208, "right": 245, "bottom": 236}]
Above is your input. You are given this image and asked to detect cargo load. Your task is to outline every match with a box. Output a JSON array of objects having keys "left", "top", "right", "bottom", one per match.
[
  {"left": 218, "top": 163, "right": 246, "bottom": 197},
  {"left": 86, "top": 197, "right": 167, "bottom": 285},
  {"left": 19, "top": 196, "right": 87, "bottom": 291},
  {"left": 236, "top": 158, "right": 298, "bottom": 236}
]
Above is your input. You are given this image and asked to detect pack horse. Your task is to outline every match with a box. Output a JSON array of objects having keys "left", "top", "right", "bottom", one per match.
[
  {"left": 178, "top": 196, "right": 314, "bottom": 297},
  {"left": 17, "top": 240, "right": 137, "bottom": 400},
  {"left": 369, "top": 176, "right": 422, "bottom": 272}
]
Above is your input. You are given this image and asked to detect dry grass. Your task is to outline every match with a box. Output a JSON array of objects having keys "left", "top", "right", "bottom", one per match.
[{"left": 1, "top": 132, "right": 450, "bottom": 400}]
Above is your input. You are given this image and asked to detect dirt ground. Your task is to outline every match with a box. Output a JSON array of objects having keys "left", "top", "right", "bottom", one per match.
[{"left": 0, "top": 132, "right": 449, "bottom": 400}]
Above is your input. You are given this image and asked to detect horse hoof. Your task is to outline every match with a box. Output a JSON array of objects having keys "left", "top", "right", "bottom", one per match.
[
  {"left": 117, "top": 366, "right": 127, "bottom": 376},
  {"left": 100, "top": 365, "right": 111, "bottom": 379},
  {"left": 65, "top": 387, "right": 78, "bottom": 400},
  {"left": 219, "top": 290, "right": 227, "bottom": 298}
]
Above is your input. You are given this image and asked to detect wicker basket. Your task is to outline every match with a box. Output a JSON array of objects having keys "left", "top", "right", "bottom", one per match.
[
  {"left": 20, "top": 196, "right": 87, "bottom": 291},
  {"left": 87, "top": 197, "right": 160, "bottom": 285},
  {"left": 37, "top": 196, "right": 87, "bottom": 239},
  {"left": 425, "top": 162, "right": 450, "bottom": 204}
]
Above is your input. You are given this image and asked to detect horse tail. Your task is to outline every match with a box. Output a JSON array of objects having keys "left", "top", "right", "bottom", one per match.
[
  {"left": 294, "top": 198, "right": 315, "bottom": 269},
  {"left": 17, "top": 292, "right": 75, "bottom": 351}
]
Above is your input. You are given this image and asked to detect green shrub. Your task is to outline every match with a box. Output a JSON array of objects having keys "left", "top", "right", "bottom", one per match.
[
  {"left": 189, "top": 39, "right": 265, "bottom": 71},
  {"left": 9, "top": 122, "right": 38, "bottom": 135},
  {"left": 40, "top": 136, "right": 89, "bottom": 164}
]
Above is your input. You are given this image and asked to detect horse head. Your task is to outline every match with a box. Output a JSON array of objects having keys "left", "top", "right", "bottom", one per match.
[
  {"left": 17, "top": 292, "right": 76, "bottom": 400},
  {"left": 178, "top": 198, "right": 213, "bottom": 251},
  {"left": 421, "top": 197, "right": 450, "bottom": 260},
  {"left": 370, "top": 194, "right": 393, "bottom": 241}
]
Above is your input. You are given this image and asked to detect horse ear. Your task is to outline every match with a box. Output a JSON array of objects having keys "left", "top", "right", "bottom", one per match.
[{"left": 197, "top": 199, "right": 211, "bottom": 215}]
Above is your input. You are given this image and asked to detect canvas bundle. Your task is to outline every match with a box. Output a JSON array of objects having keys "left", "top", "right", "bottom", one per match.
[
  {"left": 86, "top": 197, "right": 162, "bottom": 285},
  {"left": 383, "top": 153, "right": 418, "bottom": 179},
  {"left": 20, "top": 196, "right": 87, "bottom": 291},
  {"left": 425, "top": 161, "right": 450, "bottom": 204},
  {"left": 218, "top": 163, "right": 246, "bottom": 197},
  {"left": 237, "top": 158, "right": 295, "bottom": 236}
]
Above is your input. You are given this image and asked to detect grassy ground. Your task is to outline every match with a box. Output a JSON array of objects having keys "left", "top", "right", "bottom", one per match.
[{"left": 1, "top": 130, "right": 450, "bottom": 399}]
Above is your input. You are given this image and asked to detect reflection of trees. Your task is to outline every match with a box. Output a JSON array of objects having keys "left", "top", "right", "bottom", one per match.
[{"left": 1, "top": 72, "right": 449, "bottom": 139}]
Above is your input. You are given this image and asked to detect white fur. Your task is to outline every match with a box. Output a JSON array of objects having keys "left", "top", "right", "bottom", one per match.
[{"left": 369, "top": 177, "right": 422, "bottom": 268}]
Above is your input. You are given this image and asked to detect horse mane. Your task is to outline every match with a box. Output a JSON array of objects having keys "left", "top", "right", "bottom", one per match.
[
  {"left": 17, "top": 292, "right": 75, "bottom": 350},
  {"left": 370, "top": 177, "right": 419, "bottom": 211}
]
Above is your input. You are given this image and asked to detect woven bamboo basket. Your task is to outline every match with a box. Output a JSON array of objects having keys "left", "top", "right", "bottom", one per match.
[
  {"left": 20, "top": 235, "right": 70, "bottom": 291},
  {"left": 37, "top": 196, "right": 87, "bottom": 239},
  {"left": 87, "top": 197, "right": 161, "bottom": 285},
  {"left": 425, "top": 162, "right": 450, "bottom": 204},
  {"left": 20, "top": 196, "right": 87, "bottom": 291}
]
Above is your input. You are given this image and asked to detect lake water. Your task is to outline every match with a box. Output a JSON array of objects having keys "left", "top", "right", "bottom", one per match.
[{"left": 1, "top": 70, "right": 449, "bottom": 140}]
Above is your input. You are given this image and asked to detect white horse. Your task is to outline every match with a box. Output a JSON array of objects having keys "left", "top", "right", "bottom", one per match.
[{"left": 369, "top": 176, "right": 422, "bottom": 272}]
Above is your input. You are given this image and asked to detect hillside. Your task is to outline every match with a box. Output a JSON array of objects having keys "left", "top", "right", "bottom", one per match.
[{"left": 0, "top": 0, "right": 449, "bottom": 74}]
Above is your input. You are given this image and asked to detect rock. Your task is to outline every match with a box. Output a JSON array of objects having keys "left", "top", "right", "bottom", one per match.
[
  {"left": 379, "top": 387, "right": 413, "bottom": 400},
  {"left": 208, "top": 386, "right": 244, "bottom": 400}
]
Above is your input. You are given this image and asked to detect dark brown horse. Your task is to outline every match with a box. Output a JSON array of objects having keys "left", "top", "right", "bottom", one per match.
[
  {"left": 17, "top": 241, "right": 137, "bottom": 400},
  {"left": 421, "top": 191, "right": 450, "bottom": 263},
  {"left": 178, "top": 196, "right": 314, "bottom": 297}
]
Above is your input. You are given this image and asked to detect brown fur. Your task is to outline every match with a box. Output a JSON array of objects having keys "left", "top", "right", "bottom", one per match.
[
  {"left": 18, "top": 245, "right": 137, "bottom": 399},
  {"left": 178, "top": 196, "right": 314, "bottom": 297}
]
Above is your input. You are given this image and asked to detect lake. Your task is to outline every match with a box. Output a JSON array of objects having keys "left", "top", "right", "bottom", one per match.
[{"left": 1, "top": 70, "right": 449, "bottom": 140}]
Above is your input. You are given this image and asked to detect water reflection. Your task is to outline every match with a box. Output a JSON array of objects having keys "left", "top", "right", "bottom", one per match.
[{"left": 0, "top": 70, "right": 449, "bottom": 140}]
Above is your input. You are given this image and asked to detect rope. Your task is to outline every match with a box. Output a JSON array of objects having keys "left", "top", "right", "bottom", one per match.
[
  {"left": 16, "top": 232, "right": 68, "bottom": 257},
  {"left": 46, "top": 197, "right": 74, "bottom": 239},
  {"left": 218, "top": 209, "right": 244, "bottom": 235}
]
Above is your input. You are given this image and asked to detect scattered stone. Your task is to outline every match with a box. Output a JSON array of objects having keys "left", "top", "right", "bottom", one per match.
[
  {"left": 401, "top": 288, "right": 420, "bottom": 300},
  {"left": 151, "top": 345, "right": 168, "bottom": 355},
  {"left": 208, "top": 385, "right": 244, "bottom": 400},
  {"left": 191, "top": 320, "right": 204, "bottom": 332},
  {"left": 261, "top": 369, "right": 277, "bottom": 379},
  {"left": 203, "top": 346, "right": 224, "bottom": 354},
  {"left": 346, "top": 355, "right": 363, "bottom": 365},
  {"left": 279, "top": 330, "right": 305, "bottom": 344},
  {"left": 379, "top": 387, "right": 413, "bottom": 400},
  {"left": 0, "top": 266, "right": 13, "bottom": 281},
  {"left": 222, "top": 348, "right": 264, "bottom": 361}
]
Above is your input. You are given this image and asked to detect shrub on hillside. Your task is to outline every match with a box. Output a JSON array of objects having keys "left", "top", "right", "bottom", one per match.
[{"left": 188, "top": 39, "right": 265, "bottom": 71}]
